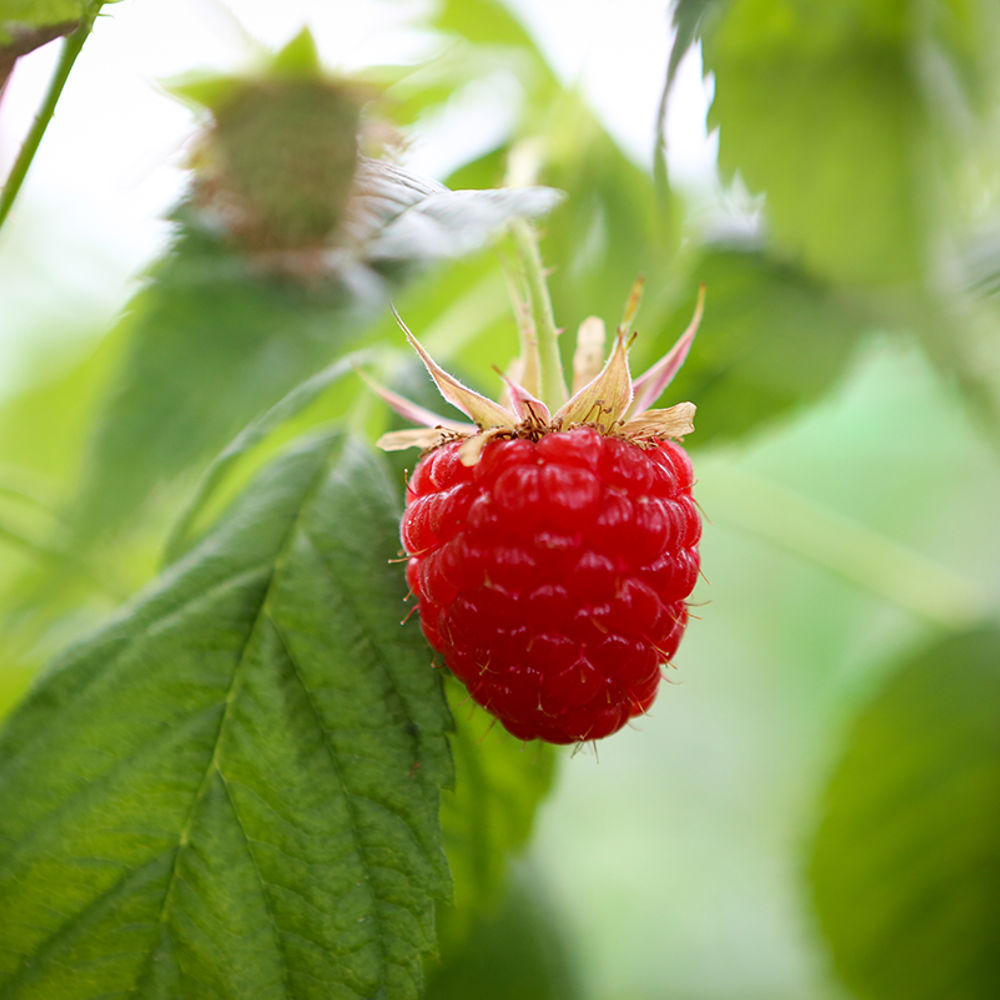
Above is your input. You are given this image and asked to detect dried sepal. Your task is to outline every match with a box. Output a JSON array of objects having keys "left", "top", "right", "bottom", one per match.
[
  {"left": 619, "top": 401, "right": 696, "bottom": 440},
  {"left": 357, "top": 368, "right": 470, "bottom": 433},
  {"left": 497, "top": 369, "right": 551, "bottom": 427},
  {"left": 392, "top": 306, "right": 517, "bottom": 430},
  {"left": 458, "top": 427, "right": 510, "bottom": 466},
  {"left": 628, "top": 284, "right": 705, "bottom": 417},
  {"left": 376, "top": 427, "right": 455, "bottom": 451},
  {"left": 553, "top": 331, "right": 633, "bottom": 432},
  {"left": 372, "top": 279, "right": 702, "bottom": 463}
]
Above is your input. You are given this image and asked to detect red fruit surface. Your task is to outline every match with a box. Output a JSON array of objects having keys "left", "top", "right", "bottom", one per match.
[{"left": 401, "top": 426, "right": 701, "bottom": 744}]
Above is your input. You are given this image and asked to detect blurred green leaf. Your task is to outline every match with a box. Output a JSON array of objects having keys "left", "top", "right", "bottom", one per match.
[
  {"left": 437, "top": 676, "right": 557, "bottom": 952},
  {"left": 662, "top": 243, "right": 868, "bottom": 442},
  {"left": 162, "top": 350, "right": 371, "bottom": 564},
  {"left": 432, "top": 0, "right": 557, "bottom": 91},
  {"left": 431, "top": 1, "right": 680, "bottom": 341},
  {"left": 0, "top": 1, "right": 80, "bottom": 41},
  {"left": 71, "top": 218, "right": 363, "bottom": 538},
  {"left": 689, "top": 0, "right": 1000, "bottom": 287},
  {"left": 810, "top": 626, "right": 1000, "bottom": 1000},
  {"left": 705, "top": 11, "right": 923, "bottom": 284},
  {"left": 666, "top": 0, "right": 718, "bottom": 89},
  {"left": 0, "top": 330, "right": 120, "bottom": 487},
  {"left": 426, "top": 866, "right": 582, "bottom": 1000},
  {"left": 0, "top": 431, "right": 452, "bottom": 999},
  {"left": 539, "top": 93, "right": 678, "bottom": 331},
  {"left": 0, "top": 335, "right": 132, "bottom": 671}
]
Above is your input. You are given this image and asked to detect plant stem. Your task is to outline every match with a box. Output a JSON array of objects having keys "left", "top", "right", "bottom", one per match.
[
  {"left": 0, "top": 11, "right": 96, "bottom": 232},
  {"left": 511, "top": 218, "right": 567, "bottom": 409}
]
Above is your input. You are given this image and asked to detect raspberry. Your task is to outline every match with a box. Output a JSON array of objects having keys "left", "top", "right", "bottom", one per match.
[
  {"left": 402, "top": 426, "right": 700, "bottom": 743},
  {"left": 371, "top": 264, "right": 707, "bottom": 743}
]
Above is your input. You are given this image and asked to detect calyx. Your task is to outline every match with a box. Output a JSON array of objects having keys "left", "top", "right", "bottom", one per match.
[{"left": 370, "top": 279, "right": 705, "bottom": 467}]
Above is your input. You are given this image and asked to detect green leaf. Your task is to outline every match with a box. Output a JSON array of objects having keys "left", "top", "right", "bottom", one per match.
[
  {"left": 71, "top": 218, "right": 364, "bottom": 538},
  {"left": 0, "top": 1, "right": 81, "bottom": 42},
  {"left": 696, "top": 0, "right": 1000, "bottom": 287},
  {"left": 0, "top": 334, "right": 135, "bottom": 671},
  {"left": 437, "top": 677, "right": 557, "bottom": 952},
  {"left": 809, "top": 626, "right": 1000, "bottom": 1000},
  {"left": 0, "top": 431, "right": 452, "bottom": 999},
  {"left": 666, "top": 0, "right": 719, "bottom": 90},
  {"left": 426, "top": 867, "right": 582, "bottom": 1000},
  {"left": 432, "top": 0, "right": 557, "bottom": 90},
  {"left": 542, "top": 95, "right": 676, "bottom": 327},
  {"left": 660, "top": 243, "right": 868, "bottom": 442},
  {"left": 162, "top": 350, "right": 372, "bottom": 564}
]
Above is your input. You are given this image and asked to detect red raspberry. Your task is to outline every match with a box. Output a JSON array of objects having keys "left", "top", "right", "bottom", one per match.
[{"left": 402, "top": 426, "right": 700, "bottom": 744}]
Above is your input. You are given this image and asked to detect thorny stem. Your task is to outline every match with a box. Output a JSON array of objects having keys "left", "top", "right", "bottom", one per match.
[
  {"left": 0, "top": 10, "right": 98, "bottom": 233},
  {"left": 511, "top": 218, "right": 568, "bottom": 409}
]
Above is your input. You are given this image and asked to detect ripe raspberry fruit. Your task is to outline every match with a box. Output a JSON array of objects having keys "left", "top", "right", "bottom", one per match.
[
  {"left": 401, "top": 427, "right": 700, "bottom": 743},
  {"left": 370, "top": 256, "right": 705, "bottom": 744}
]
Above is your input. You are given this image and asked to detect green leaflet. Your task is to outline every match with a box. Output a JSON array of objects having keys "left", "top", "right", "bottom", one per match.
[
  {"left": 0, "top": 1, "right": 81, "bottom": 42},
  {"left": 71, "top": 218, "right": 365, "bottom": 538},
  {"left": 0, "top": 431, "right": 452, "bottom": 999},
  {"left": 694, "top": 0, "right": 1000, "bottom": 287},
  {"left": 810, "top": 627, "right": 1000, "bottom": 1000},
  {"left": 426, "top": 867, "right": 581, "bottom": 1000},
  {"left": 659, "top": 244, "right": 867, "bottom": 442},
  {"left": 162, "top": 351, "right": 372, "bottom": 564}
]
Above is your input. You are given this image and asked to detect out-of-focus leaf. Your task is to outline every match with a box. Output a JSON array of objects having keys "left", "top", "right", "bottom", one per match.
[
  {"left": 0, "top": 431, "right": 452, "bottom": 999},
  {"left": 689, "top": 0, "right": 1000, "bottom": 287},
  {"left": 0, "top": 334, "right": 133, "bottom": 672},
  {"left": 810, "top": 626, "right": 1000, "bottom": 1000},
  {"left": 432, "top": 0, "right": 558, "bottom": 91},
  {"left": 0, "top": 329, "right": 122, "bottom": 492},
  {"left": 455, "top": 91, "right": 677, "bottom": 347},
  {"left": 437, "top": 676, "right": 557, "bottom": 952},
  {"left": 432, "top": 1, "right": 678, "bottom": 334},
  {"left": 162, "top": 350, "right": 372, "bottom": 564},
  {"left": 70, "top": 218, "right": 363, "bottom": 538},
  {"left": 0, "top": 1, "right": 80, "bottom": 42},
  {"left": 666, "top": 0, "right": 719, "bottom": 89},
  {"left": 660, "top": 243, "right": 868, "bottom": 442},
  {"left": 426, "top": 867, "right": 582, "bottom": 1000}
]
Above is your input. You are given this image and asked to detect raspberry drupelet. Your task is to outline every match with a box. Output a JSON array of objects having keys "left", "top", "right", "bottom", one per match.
[{"left": 371, "top": 262, "right": 705, "bottom": 744}]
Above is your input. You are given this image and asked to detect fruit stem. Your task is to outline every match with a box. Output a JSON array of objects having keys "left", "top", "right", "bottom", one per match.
[
  {"left": 0, "top": 8, "right": 99, "bottom": 233},
  {"left": 511, "top": 219, "right": 568, "bottom": 409}
]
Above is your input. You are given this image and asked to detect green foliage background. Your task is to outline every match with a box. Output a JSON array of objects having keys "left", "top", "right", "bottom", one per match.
[{"left": 1, "top": 1, "right": 999, "bottom": 998}]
